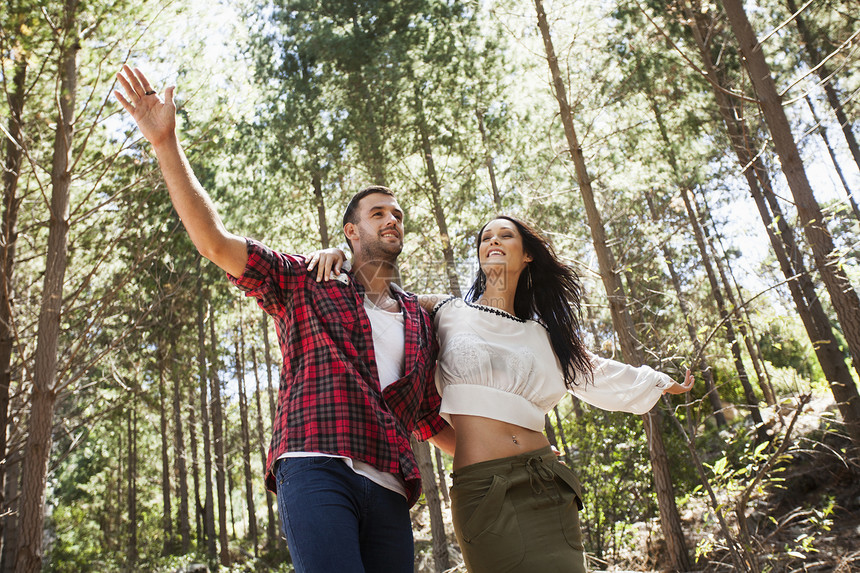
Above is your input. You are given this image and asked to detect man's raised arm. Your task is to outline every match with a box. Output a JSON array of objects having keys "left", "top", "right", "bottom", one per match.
[{"left": 115, "top": 65, "right": 248, "bottom": 277}]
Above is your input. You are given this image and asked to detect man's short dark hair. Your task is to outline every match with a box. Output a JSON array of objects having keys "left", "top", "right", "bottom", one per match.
[
  {"left": 342, "top": 185, "right": 395, "bottom": 227},
  {"left": 342, "top": 186, "right": 396, "bottom": 251}
]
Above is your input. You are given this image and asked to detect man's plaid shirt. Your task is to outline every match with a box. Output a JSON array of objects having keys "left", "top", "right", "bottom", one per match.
[{"left": 228, "top": 239, "right": 446, "bottom": 506}]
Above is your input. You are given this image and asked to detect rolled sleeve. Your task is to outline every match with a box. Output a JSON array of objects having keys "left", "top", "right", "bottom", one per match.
[
  {"left": 227, "top": 238, "right": 305, "bottom": 316},
  {"left": 571, "top": 352, "right": 672, "bottom": 415}
]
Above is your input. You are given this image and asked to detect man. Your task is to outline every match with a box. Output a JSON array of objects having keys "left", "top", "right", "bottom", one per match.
[{"left": 115, "top": 65, "right": 454, "bottom": 573}]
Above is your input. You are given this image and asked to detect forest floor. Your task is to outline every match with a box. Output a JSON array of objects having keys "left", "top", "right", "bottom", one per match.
[{"left": 412, "top": 393, "right": 860, "bottom": 573}]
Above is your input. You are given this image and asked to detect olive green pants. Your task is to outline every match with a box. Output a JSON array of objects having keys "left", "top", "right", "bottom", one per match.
[{"left": 451, "top": 447, "right": 587, "bottom": 573}]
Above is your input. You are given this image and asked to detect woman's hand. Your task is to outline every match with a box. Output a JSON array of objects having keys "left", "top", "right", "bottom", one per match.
[
  {"left": 114, "top": 65, "right": 176, "bottom": 149},
  {"left": 306, "top": 248, "right": 348, "bottom": 282},
  {"left": 663, "top": 369, "right": 694, "bottom": 395}
]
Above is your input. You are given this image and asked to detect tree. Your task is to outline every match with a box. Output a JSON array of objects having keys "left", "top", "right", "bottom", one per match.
[
  {"left": 533, "top": 0, "right": 691, "bottom": 568},
  {"left": 720, "top": 0, "right": 860, "bottom": 449},
  {"left": 17, "top": 1, "right": 81, "bottom": 567},
  {"left": 234, "top": 311, "right": 258, "bottom": 556}
]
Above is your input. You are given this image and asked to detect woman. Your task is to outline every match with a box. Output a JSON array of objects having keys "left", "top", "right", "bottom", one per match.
[{"left": 308, "top": 215, "right": 694, "bottom": 572}]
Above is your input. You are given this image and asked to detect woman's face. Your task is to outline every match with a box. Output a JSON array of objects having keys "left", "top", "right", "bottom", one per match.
[{"left": 478, "top": 218, "right": 532, "bottom": 277}]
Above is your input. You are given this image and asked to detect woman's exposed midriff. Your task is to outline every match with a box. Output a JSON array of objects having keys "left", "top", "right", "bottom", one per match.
[{"left": 450, "top": 414, "right": 551, "bottom": 470}]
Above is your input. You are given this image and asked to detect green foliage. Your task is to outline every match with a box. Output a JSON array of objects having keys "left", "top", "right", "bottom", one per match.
[
  {"left": 15, "top": 0, "right": 857, "bottom": 570},
  {"left": 757, "top": 321, "right": 825, "bottom": 383}
]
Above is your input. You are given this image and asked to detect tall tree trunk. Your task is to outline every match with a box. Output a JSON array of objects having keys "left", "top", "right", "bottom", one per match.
[
  {"left": 644, "top": 192, "right": 726, "bottom": 427},
  {"left": 785, "top": 0, "right": 860, "bottom": 173},
  {"left": 235, "top": 318, "right": 258, "bottom": 556},
  {"left": 158, "top": 349, "right": 173, "bottom": 554},
  {"left": 17, "top": 10, "right": 79, "bottom": 569},
  {"left": 804, "top": 96, "right": 859, "bottom": 220},
  {"left": 533, "top": 1, "right": 691, "bottom": 568},
  {"left": 209, "top": 308, "right": 230, "bottom": 565},
  {"left": 173, "top": 347, "right": 190, "bottom": 554},
  {"left": 679, "top": 185, "right": 768, "bottom": 443},
  {"left": 126, "top": 404, "right": 138, "bottom": 567},
  {"left": 702, "top": 201, "right": 776, "bottom": 405},
  {"left": 721, "top": 0, "right": 860, "bottom": 448},
  {"left": 197, "top": 290, "right": 217, "bottom": 562},
  {"left": 414, "top": 86, "right": 462, "bottom": 298},
  {"left": 188, "top": 385, "right": 202, "bottom": 548},
  {"left": 413, "top": 439, "right": 449, "bottom": 572},
  {"left": 476, "top": 108, "right": 502, "bottom": 211},
  {"left": 681, "top": 0, "right": 860, "bottom": 448},
  {"left": 250, "top": 345, "right": 276, "bottom": 547},
  {"left": 0, "top": 59, "right": 27, "bottom": 553}
]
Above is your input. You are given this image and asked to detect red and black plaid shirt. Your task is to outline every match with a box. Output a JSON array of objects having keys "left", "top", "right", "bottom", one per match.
[{"left": 228, "top": 239, "right": 445, "bottom": 506}]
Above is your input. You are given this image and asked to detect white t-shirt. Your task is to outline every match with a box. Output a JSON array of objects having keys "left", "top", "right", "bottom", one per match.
[
  {"left": 278, "top": 287, "right": 408, "bottom": 498},
  {"left": 364, "top": 297, "right": 406, "bottom": 390}
]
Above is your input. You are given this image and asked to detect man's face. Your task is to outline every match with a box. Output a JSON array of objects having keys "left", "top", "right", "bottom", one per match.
[{"left": 346, "top": 193, "right": 405, "bottom": 262}]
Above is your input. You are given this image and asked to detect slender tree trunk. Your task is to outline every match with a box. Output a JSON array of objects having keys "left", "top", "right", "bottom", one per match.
[
  {"left": 126, "top": 404, "right": 138, "bottom": 568},
  {"left": 721, "top": 0, "right": 860, "bottom": 448},
  {"left": 680, "top": 185, "right": 768, "bottom": 442},
  {"left": 235, "top": 318, "right": 258, "bottom": 556},
  {"left": 0, "top": 60, "right": 26, "bottom": 552},
  {"left": 433, "top": 446, "right": 449, "bottom": 505},
  {"left": 227, "top": 466, "right": 237, "bottom": 541},
  {"left": 17, "top": 11, "right": 79, "bottom": 569},
  {"left": 2, "top": 451, "right": 20, "bottom": 573},
  {"left": 311, "top": 172, "right": 330, "bottom": 248},
  {"left": 413, "top": 439, "right": 449, "bottom": 572},
  {"left": 110, "top": 416, "right": 121, "bottom": 554},
  {"left": 681, "top": 0, "right": 860, "bottom": 447},
  {"left": 209, "top": 309, "right": 230, "bottom": 565},
  {"left": 785, "top": 0, "right": 860, "bottom": 173},
  {"left": 553, "top": 406, "right": 573, "bottom": 461},
  {"left": 544, "top": 415, "right": 560, "bottom": 453},
  {"left": 197, "top": 291, "right": 217, "bottom": 562},
  {"left": 533, "top": 1, "right": 691, "bottom": 567},
  {"left": 698, "top": 201, "right": 775, "bottom": 405},
  {"left": 187, "top": 386, "right": 202, "bottom": 547},
  {"left": 158, "top": 349, "right": 173, "bottom": 554},
  {"left": 476, "top": 108, "right": 502, "bottom": 211},
  {"left": 414, "top": 87, "right": 462, "bottom": 298},
  {"left": 173, "top": 347, "right": 190, "bottom": 554},
  {"left": 261, "top": 316, "right": 276, "bottom": 424},
  {"left": 804, "top": 96, "right": 859, "bottom": 220},
  {"left": 250, "top": 345, "right": 276, "bottom": 547},
  {"left": 644, "top": 192, "right": 726, "bottom": 427}
]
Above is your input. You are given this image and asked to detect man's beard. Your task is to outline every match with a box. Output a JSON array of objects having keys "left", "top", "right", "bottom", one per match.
[{"left": 358, "top": 229, "right": 403, "bottom": 264}]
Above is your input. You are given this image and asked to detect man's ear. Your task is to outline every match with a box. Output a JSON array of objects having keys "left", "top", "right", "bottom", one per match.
[{"left": 344, "top": 222, "right": 359, "bottom": 243}]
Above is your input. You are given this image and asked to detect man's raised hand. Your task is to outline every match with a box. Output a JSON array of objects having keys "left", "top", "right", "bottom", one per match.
[{"left": 114, "top": 65, "right": 176, "bottom": 148}]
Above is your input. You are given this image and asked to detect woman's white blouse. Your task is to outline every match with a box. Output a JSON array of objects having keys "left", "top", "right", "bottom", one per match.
[{"left": 433, "top": 298, "right": 673, "bottom": 432}]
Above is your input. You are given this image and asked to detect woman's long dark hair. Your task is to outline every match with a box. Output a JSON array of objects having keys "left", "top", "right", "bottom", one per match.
[{"left": 466, "top": 215, "right": 592, "bottom": 389}]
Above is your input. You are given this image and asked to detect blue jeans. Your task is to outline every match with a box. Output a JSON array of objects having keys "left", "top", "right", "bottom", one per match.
[{"left": 275, "top": 456, "right": 414, "bottom": 573}]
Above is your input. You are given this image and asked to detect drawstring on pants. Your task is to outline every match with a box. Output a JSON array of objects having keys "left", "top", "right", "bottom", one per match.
[{"left": 525, "top": 456, "right": 561, "bottom": 503}]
